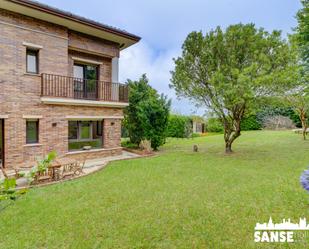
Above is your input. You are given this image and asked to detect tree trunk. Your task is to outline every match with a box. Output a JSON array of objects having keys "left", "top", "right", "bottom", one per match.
[
  {"left": 224, "top": 120, "right": 241, "bottom": 154},
  {"left": 300, "top": 110, "right": 307, "bottom": 140},
  {"left": 302, "top": 125, "right": 307, "bottom": 140},
  {"left": 222, "top": 104, "right": 245, "bottom": 154},
  {"left": 225, "top": 142, "right": 233, "bottom": 153}
]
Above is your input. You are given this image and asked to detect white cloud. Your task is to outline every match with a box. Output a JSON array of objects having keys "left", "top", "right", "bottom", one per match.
[
  {"left": 40, "top": 0, "right": 301, "bottom": 115},
  {"left": 119, "top": 41, "right": 204, "bottom": 115}
]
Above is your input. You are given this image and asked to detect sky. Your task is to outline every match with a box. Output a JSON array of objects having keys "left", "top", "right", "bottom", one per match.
[{"left": 39, "top": 0, "right": 302, "bottom": 115}]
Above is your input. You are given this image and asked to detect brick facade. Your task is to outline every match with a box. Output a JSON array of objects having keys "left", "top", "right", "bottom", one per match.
[{"left": 0, "top": 9, "right": 126, "bottom": 169}]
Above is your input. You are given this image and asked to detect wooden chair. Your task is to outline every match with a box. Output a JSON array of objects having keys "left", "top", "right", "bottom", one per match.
[
  {"left": 72, "top": 157, "right": 87, "bottom": 176},
  {"left": 1, "top": 166, "right": 20, "bottom": 179},
  {"left": 33, "top": 168, "right": 52, "bottom": 184},
  {"left": 61, "top": 163, "right": 75, "bottom": 179}
]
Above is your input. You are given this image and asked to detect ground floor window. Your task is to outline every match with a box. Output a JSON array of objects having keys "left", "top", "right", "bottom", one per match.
[
  {"left": 68, "top": 120, "right": 103, "bottom": 151},
  {"left": 26, "top": 119, "right": 39, "bottom": 144}
]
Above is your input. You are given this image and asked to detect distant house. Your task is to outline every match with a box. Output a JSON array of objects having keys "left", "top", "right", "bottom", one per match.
[
  {"left": 0, "top": 0, "right": 140, "bottom": 169},
  {"left": 191, "top": 116, "right": 206, "bottom": 134}
]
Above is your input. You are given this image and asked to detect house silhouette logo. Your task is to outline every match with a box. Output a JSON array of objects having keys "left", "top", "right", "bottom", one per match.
[
  {"left": 255, "top": 217, "right": 309, "bottom": 231},
  {"left": 254, "top": 217, "right": 309, "bottom": 243}
]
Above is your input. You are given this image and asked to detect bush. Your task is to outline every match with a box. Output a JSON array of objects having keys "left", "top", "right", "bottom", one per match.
[
  {"left": 191, "top": 133, "right": 201, "bottom": 138},
  {"left": 121, "top": 140, "right": 139, "bottom": 149},
  {"left": 263, "top": 115, "right": 295, "bottom": 130},
  {"left": 300, "top": 167, "right": 309, "bottom": 192},
  {"left": 257, "top": 106, "right": 302, "bottom": 128},
  {"left": 167, "top": 114, "right": 192, "bottom": 138},
  {"left": 206, "top": 118, "right": 223, "bottom": 133},
  {"left": 124, "top": 75, "right": 171, "bottom": 150},
  {"left": 240, "top": 115, "right": 262, "bottom": 131}
]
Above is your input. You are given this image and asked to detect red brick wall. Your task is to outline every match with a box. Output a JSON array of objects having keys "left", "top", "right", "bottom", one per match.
[
  {"left": 0, "top": 9, "right": 123, "bottom": 169},
  {"left": 68, "top": 31, "right": 119, "bottom": 58}
]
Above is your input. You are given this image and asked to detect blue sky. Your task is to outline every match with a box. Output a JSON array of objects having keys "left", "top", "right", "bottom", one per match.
[{"left": 40, "top": 0, "right": 302, "bottom": 115}]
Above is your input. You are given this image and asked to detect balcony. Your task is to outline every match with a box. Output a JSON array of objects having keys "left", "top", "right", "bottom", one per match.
[{"left": 41, "top": 73, "right": 129, "bottom": 103}]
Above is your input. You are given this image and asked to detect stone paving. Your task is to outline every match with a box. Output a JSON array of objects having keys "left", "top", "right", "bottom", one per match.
[{"left": 1, "top": 150, "right": 141, "bottom": 188}]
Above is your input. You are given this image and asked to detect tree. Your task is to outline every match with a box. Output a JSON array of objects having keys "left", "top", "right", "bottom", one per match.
[
  {"left": 124, "top": 75, "right": 171, "bottom": 150},
  {"left": 287, "top": 94, "right": 309, "bottom": 139},
  {"left": 289, "top": 0, "right": 309, "bottom": 140},
  {"left": 170, "top": 24, "right": 295, "bottom": 153},
  {"left": 167, "top": 114, "right": 192, "bottom": 138},
  {"left": 285, "top": 35, "right": 309, "bottom": 140},
  {"left": 296, "top": 0, "right": 309, "bottom": 70}
]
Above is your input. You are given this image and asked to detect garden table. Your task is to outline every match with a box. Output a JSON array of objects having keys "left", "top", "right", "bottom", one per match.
[
  {"left": 49, "top": 158, "right": 78, "bottom": 180},
  {"left": 49, "top": 160, "right": 62, "bottom": 181}
]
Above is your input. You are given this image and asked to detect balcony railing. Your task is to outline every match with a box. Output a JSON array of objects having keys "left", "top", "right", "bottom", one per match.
[{"left": 41, "top": 73, "right": 128, "bottom": 102}]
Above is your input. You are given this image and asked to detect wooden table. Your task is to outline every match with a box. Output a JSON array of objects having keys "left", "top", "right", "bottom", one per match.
[
  {"left": 49, "top": 160, "right": 62, "bottom": 181},
  {"left": 49, "top": 158, "right": 77, "bottom": 181}
]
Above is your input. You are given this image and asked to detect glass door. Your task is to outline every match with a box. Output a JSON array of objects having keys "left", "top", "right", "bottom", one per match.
[
  {"left": 85, "top": 65, "right": 98, "bottom": 100},
  {"left": 0, "top": 120, "right": 4, "bottom": 168},
  {"left": 73, "top": 64, "right": 98, "bottom": 100},
  {"left": 73, "top": 65, "right": 85, "bottom": 99}
]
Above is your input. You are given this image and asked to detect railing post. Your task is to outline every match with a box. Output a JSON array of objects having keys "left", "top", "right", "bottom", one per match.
[{"left": 41, "top": 73, "right": 44, "bottom": 96}]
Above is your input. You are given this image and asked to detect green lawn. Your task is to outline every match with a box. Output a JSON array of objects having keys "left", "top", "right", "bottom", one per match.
[{"left": 1, "top": 131, "right": 309, "bottom": 248}]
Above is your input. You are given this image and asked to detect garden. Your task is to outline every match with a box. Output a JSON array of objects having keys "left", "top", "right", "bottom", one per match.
[
  {"left": 0, "top": 1, "right": 308, "bottom": 248},
  {"left": 0, "top": 131, "right": 308, "bottom": 248}
]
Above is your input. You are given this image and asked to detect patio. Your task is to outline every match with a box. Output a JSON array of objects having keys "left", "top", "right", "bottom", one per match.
[{"left": 0, "top": 150, "right": 141, "bottom": 188}]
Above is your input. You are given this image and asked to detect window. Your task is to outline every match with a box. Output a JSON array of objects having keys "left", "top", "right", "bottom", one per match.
[
  {"left": 26, "top": 120, "right": 39, "bottom": 144},
  {"left": 80, "top": 121, "right": 92, "bottom": 139},
  {"left": 26, "top": 49, "right": 39, "bottom": 74},
  {"left": 68, "top": 121, "right": 103, "bottom": 151},
  {"left": 68, "top": 121, "right": 78, "bottom": 140},
  {"left": 96, "top": 121, "right": 103, "bottom": 136}
]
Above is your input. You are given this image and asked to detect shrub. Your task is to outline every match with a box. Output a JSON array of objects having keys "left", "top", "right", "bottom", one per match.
[
  {"left": 257, "top": 106, "right": 302, "bottom": 128},
  {"left": 240, "top": 115, "right": 262, "bottom": 131},
  {"left": 263, "top": 115, "right": 295, "bottom": 130},
  {"left": 0, "top": 173, "right": 28, "bottom": 209},
  {"left": 191, "top": 133, "right": 201, "bottom": 138},
  {"left": 206, "top": 118, "right": 223, "bottom": 133},
  {"left": 300, "top": 168, "right": 309, "bottom": 192},
  {"left": 26, "top": 151, "right": 57, "bottom": 184},
  {"left": 139, "top": 140, "right": 152, "bottom": 152},
  {"left": 121, "top": 140, "right": 139, "bottom": 149},
  {"left": 167, "top": 114, "right": 192, "bottom": 138},
  {"left": 0, "top": 178, "right": 26, "bottom": 201},
  {"left": 124, "top": 75, "right": 171, "bottom": 150}
]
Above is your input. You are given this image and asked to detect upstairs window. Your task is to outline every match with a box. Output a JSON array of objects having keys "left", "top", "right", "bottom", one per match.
[
  {"left": 26, "top": 120, "right": 39, "bottom": 144},
  {"left": 26, "top": 49, "right": 39, "bottom": 74}
]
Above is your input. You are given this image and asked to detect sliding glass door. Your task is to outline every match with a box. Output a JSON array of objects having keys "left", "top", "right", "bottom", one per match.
[{"left": 73, "top": 64, "right": 98, "bottom": 100}]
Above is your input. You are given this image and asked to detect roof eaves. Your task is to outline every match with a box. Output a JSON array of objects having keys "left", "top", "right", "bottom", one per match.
[{"left": 6, "top": 0, "right": 141, "bottom": 42}]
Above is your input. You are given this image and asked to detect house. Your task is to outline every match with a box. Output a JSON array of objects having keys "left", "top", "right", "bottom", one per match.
[
  {"left": 191, "top": 116, "right": 206, "bottom": 134},
  {"left": 0, "top": 0, "right": 140, "bottom": 169}
]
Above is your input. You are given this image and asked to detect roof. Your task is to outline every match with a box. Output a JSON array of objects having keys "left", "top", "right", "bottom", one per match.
[
  {"left": 2, "top": 0, "right": 141, "bottom": 49},
  {"left": 191, "top": 115, "right": 206, "bottom": 123}
]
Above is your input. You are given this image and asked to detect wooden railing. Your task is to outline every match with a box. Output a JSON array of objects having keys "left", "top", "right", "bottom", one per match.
[{"left": 41, "top": 73, "right": 128, "bottom": 102}]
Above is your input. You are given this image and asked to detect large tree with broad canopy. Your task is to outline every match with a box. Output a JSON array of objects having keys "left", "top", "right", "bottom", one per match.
[{"left": 170, "top": 24, "right": 296, "bottom": 153}]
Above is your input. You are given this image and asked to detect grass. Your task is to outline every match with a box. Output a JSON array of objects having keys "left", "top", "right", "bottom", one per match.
[{"left": 1, "top": 131, "right": 309, "bottom": 248}]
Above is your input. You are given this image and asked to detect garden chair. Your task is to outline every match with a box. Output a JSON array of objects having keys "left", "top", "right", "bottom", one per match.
[
  {"left": 72, "top": 157, "right": 87, "bottom": 176},
  {"left": 33, "top": 168, "right": 52, "bottom": 184},
  {"left": 61, "top": 162, "right": 75, "bottom": 179},
  {"left": 1, "top": 166, "right": 21, "bottom": 179}
]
